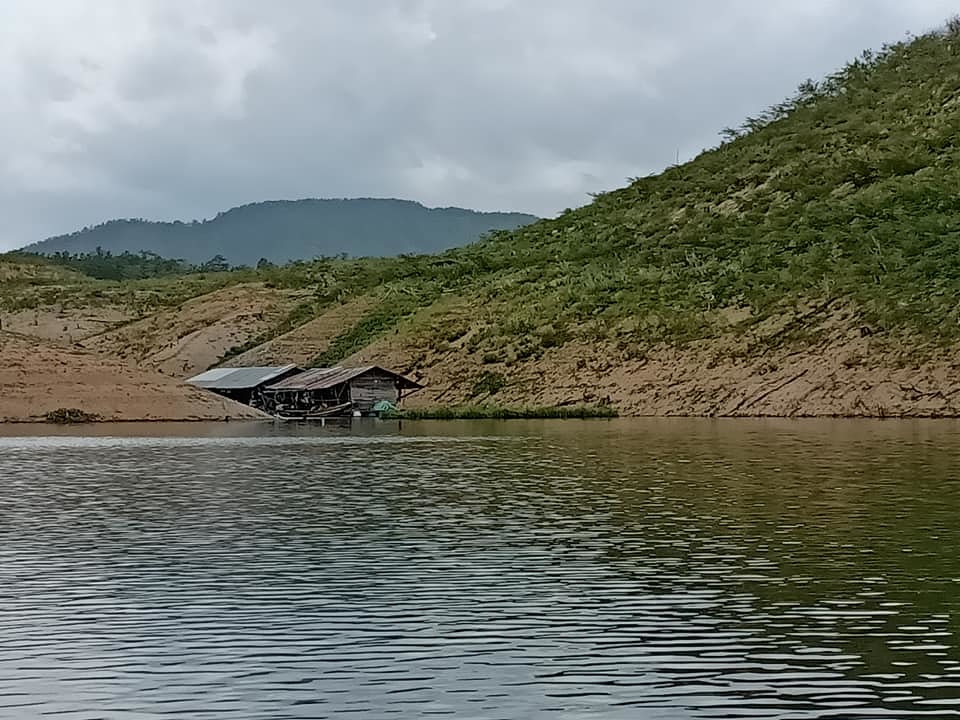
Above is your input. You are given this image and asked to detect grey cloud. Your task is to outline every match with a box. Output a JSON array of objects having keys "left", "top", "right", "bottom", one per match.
[{"left": 0, "top": 0, "right": 956, "bottom": 250}]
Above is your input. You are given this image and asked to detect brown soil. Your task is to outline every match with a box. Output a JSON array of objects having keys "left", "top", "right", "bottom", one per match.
[
  {"left": 362, "top": 310, "right": 960, "bottom": 417},
  {"left": 225, "top": 296, "right": 375, "bottom": 367},
  {"left": 0, "top": 331, "right": 268, "bottom": 423},
  {"left": 2, "top": 306, "right": 135, "bottom": 344},
  {"left": 81, "top": 284, "right": 307, "bottom": 378}
]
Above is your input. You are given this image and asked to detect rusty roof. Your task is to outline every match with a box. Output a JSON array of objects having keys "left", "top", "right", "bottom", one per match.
[{"left": 265, "top": 365, "right": 422, "bottom": 392}]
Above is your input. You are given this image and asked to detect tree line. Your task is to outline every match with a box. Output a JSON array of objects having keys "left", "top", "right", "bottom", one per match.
[{"left": 27, "top": 249, "right": 267, "bottom": 280}]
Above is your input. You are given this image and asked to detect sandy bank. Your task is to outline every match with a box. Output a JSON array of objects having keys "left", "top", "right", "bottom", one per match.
[
  {"left": 0, "top": 332, "right": 268, "bottom": 423},
  {"left": 353, "top": 310, "right": 960, "bottom": 418}
]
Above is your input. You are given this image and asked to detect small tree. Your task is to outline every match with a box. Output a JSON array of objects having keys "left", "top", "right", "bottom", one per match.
[
  {"left": 947, "top": 15, "right": 960, "bottom": 37},
  {"left": 200, "top": 254, "right": 231, "bottom": 272}
]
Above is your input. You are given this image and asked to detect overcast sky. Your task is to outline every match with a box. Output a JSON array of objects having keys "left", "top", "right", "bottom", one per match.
[{"left": 0, "top": 1, "right": 956, "bottom": 250}]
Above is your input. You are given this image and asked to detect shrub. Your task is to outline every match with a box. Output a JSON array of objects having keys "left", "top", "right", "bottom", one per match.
[
  {"left": 45, "top": 408, "right": 102, "bottom": 424},
  {"left": 470, "top": 371, "right": 507, "bottom": 397}
]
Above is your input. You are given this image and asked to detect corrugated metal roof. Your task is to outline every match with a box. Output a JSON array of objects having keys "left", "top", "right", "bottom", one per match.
[
  {"left": 265, "top": 365, "right": 422, "bottom": 392},
  {"left": 188, "top": 368, "right": 235, "bottom": 383},
  {"left": 186, "top": 365, "right": 301, "bottom": 390}
]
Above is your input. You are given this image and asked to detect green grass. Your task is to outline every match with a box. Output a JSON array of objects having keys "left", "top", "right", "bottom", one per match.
[
  {"left": 217, "top": 299, "right": 321, "bottom": 364},
  {"left": 309, "top": 285, "right": 442, "bottom": 366},
  {"left": 0, "top": 253, "right": 248, "bottom": 314},
  {"left": 310, "top": 301, "right": 409, "bottom": 366},
  {"left": 390, "top": 404, "right": 619, "bottom": 420},
  {"left": 470, "top": 371, "right": 507, "bottom": 397}
]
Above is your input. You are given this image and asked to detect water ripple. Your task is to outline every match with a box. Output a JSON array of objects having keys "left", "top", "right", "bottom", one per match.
[{"left": 0, "top": 419, "right": 958, "bottom": 718}]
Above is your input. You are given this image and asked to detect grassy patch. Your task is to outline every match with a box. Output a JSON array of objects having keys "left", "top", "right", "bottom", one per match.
[
  {"left": 469, "top": 371, "right": 507, "bottom": 397},
  {"left": 217, "top": 299, "right": 320, "bottom": 364},
  {"left": 45, "top": 408, "right": 102, "bottom": 424},
  {"left": 391, "top": 404, "right": 618, "bottom": 420},
  {"left": 310, "top": 288, "right": 439, "bottom": 366}
]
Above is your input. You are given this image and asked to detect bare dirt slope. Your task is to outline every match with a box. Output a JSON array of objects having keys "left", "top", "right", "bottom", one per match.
[
  {"left": 0, "top": 332, "right": 268, "bottom": 422},
  {"left": 225, "top": 296, "right": 375, "bottom": 368},
  {"left": 81, "top": 284, "right": 307, "bottom": 377},
  {"left": 355, "top": 308, "right": 960, "bottom": 417},
  {"left": 2, "top": 306, "right": 135, "bottom": 344}
]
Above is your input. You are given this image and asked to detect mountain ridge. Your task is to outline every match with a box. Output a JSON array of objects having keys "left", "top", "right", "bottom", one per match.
[{"left": 23, "top": 198, "right": 538, "bottom": 266}]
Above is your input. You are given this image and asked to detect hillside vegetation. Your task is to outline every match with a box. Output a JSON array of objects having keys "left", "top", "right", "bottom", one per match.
[
  {"left": 4, "top": 23, "right": 960, "bottom": 418},
  {"left": 422, "top": 24, "right": 960, "bottom": 349},
  {"left": 215, "top": 23, "right": 960, "bottom": 359},
  {"left": 23, "top": 198, "right": 538, "bottom": 266}
]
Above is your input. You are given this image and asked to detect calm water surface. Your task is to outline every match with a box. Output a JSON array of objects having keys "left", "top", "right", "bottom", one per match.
[{"left": 1, "top": 418, "right": 959, "bottom": 719}]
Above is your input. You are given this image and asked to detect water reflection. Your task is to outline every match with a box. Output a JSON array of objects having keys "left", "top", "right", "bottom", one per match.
[{"left": 0, "top": 419, "right": 958, "bottom": 718}]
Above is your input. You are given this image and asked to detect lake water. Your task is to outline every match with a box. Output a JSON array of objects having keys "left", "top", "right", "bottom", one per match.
[{"left": 1, "top": 418, "right": 959, "bottom": 719}]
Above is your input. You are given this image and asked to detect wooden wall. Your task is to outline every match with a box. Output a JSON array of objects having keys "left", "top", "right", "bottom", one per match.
[{"left": 349, "top": 370, "right": 400, "bottom": 411}]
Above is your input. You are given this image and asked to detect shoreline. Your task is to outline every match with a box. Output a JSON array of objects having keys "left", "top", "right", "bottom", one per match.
[
  {"left": 6, "top": 407, "right": 960, "bottom": 425},
  {"left": 0, "top": 417, "right": 276, "bottom": 425},
  {"left": 6, "top": 327, "right": 960, "bottom": 424}
]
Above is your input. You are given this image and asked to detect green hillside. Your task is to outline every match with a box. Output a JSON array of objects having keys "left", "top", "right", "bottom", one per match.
[
  {"left": 23, "top": 198, "right": 538, "bottom": 266},
  {"left": 252, "top": 23, "right": 960, "bottom": 363}
]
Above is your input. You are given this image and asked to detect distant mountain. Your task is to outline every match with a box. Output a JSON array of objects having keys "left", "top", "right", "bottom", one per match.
[{"left": 24, "top": 199, "right": 539, "bottom": 265}]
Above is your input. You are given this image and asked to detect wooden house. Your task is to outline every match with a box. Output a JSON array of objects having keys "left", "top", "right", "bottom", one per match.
[{"left": 263, "top": 365, "right": 422, "bottom": 418}]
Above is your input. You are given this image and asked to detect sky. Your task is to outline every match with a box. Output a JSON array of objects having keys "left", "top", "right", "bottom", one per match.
[{"left": 0, "top": 1, "right": 956, "bottom": 251}]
